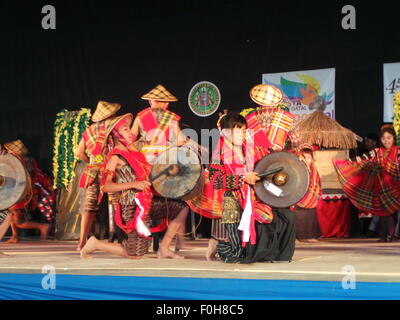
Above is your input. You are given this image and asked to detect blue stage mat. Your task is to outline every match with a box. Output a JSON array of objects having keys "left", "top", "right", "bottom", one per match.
[{"left": 0, "top": 274, "right": 399, "bottom": 300}]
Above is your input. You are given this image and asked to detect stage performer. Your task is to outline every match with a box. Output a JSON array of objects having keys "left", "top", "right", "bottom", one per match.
[
  {"left": 208, "top": 112, "right": 264, "bottom": 263},
  {"left": 333, "top": 124, "right": 400, "bottom": 242},
  {"left": 80, "top": 114, "right": 188, "bottom": 259},
  {"left": 239, "top": 84, "right": 299, "bottom": 263},
  {"left": 188, "top": 85, "right": 299, "bottom": 262},
  {"left": 131, "top": 84, "right": 197, "bottom": 161},
  {"left": 75, "top": 101, "right": 121, "bottom": 251},
  {"left": 0, "top": 140, "right": 51, "bottom": 243},
  {"left": 293, "top": 144, "right": 322, "bottom": 243},
  {"left": 206, "top": 112, "right": 297, "bottom": 263},
  {"left": 131, "top": 85, "right": 196, "bottom": 251}
]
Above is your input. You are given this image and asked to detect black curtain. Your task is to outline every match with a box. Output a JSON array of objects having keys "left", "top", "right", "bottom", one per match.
[{"left": 1, "top": 0, "right": 400, "bottom": 172}]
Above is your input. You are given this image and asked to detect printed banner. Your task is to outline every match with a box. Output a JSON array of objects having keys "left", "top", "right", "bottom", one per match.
[
  {"left": 262, "top": 68, "right": 335, "bottom": 122},
  {"left": 383, "top": 63, "right": 400, "bottom": 123}
]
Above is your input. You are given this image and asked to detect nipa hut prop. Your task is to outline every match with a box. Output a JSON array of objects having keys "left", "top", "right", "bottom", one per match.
[
  {"left": 294, "top": 111, "right": 357, "bottom": 191},
  {"left": 294, "top": 111, "right": 357, "bottom": 150}
]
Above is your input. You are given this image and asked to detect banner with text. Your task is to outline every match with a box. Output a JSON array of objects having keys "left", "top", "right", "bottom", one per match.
[
  {"left": 383, "top": 63, "right": 400, "bottom": 123},
  {"left": 262, "top": 68, "right": 335, "bottom": 122}
]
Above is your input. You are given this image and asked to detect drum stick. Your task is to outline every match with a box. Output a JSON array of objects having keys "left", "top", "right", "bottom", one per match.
[
  {"left": 257, "top": 167, "right": 284, "bottom": 179},
  {"left": 150, "top": 165, "right": 174, "bottom": 183}
]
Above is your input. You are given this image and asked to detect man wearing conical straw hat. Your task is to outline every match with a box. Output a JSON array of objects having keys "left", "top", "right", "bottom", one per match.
[
  {"left": 75, "top": 100, "right": 121, "bottom": 251},
  {"left": 131, "top": 85, "right": 195, "bottom": 252},
  {"left": 131, "top": 84, "right": 201, "bottom": 160},
  {"left": 0, "top": 140, "right": 52, "bottom": 243}
]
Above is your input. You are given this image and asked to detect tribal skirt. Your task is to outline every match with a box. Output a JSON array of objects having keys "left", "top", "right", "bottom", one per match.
[{"left": 83, "top": 181, "right": 100, "bottom": 213}]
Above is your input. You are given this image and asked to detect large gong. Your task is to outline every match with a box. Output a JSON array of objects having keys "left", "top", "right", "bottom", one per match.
[
  {"left": 0, "top": 153, "right": 30, "bottom": 211},
  {"left": 254, "top": 151, "right": 309, "bottom": 208},
  {"left": 150, "top": 146, "right": 203, "bottom": 200}
]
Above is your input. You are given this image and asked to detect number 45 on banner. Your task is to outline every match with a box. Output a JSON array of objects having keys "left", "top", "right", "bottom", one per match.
[{"left": 386, "top": 78, "right": 400, "bottom": 95}]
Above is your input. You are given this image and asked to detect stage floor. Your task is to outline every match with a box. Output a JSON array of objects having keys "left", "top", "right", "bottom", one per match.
[{"left": 0, "top": 238, "right": 399, "bottom": 283}]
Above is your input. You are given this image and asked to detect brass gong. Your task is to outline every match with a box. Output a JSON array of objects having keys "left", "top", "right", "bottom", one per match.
[
  {"left": 0, "top": 153, "right": 30, "bottom": 211},
  {"left": 254, "top": 151, "right": 309, "bottom": 208}
]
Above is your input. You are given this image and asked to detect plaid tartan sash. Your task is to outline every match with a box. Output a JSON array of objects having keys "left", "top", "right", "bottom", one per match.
[
  {"left": 245, "top": 108, "right": 295, "bottom": 155},
  {"left": 268, "top": 108, "right": 296, "bottom": 151},
  {"left": 137, "top": 108, "right": 181, "bottom": 148},
  {"left": 245, "top": 111, "right": 271, "bottom": 151},
  {"left": 80, "top": 122, "right": 108, "bottom": 188},
  {"left": 82, "top": 122, "right": 107, "bottom": 158}
]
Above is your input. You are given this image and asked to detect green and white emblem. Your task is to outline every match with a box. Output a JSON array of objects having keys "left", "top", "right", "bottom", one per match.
[{"left": 188, "top": 81, "right": 221, "bottom": 117}]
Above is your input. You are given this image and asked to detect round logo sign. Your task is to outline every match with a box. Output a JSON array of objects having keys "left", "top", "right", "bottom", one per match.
[{"left": 188, "top": 81, "right": 221, "bottom": 117}]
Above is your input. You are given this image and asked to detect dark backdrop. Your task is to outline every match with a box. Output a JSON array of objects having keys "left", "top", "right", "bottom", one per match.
[{"left": 1, "top": 0, "right": 400, "bottom": 172}]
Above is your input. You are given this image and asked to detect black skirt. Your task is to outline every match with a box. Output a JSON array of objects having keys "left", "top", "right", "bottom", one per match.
[{"left": 241, "top": 208, "right": 296, "bottom": 264}]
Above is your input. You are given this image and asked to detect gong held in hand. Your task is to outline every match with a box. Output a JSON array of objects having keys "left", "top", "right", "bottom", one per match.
[
  {"left": 149, "top": 146, "right": 204, "bottom": 201},
  {"left": 254, "top": 151, "right": 310, "bottom": 208},
  {"left": 0, "top": 153, "right": 30, "bottom": 211}
]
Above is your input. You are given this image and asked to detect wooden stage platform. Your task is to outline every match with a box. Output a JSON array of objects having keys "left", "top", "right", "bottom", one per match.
[{"left": 0, "top": 238, "right": 399, "bottom": 283}]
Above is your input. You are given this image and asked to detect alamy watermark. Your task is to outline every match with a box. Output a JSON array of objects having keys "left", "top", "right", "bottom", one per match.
[
  {"left": 41, "top": 5, "right": 56, "bottom": 30},
  {"left": 341, "top": 5, "right": 356, "bottom": 30},
  {"left": 41, "top": 265, "right": 56, "bottom": 290},
  {"left": 341, "top": 265, "right": 356, "bottom": 290}
]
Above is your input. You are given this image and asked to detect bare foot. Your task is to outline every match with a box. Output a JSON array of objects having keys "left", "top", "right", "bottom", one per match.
[
  {"left": 77, "top": 239, "right": 87, "bottom": 252},
  {"left": 39, "top": 224, "right": 51, "bottom": 240},
  {"left": 5, "top": 237, "right": 19, "bottom": 244},
  {"left": 157, "top": 246, "right": 185, "bottom": 259},
  {"left": 206, "top": 238, "right": 218, "bottom": 261},
  {"left": 306, "top": 238, "right": 319, "bottom": 243},
  {"left": 295, "top": 239, "right": 302, "bottom": 245},
  {"left": 80, "top": 236, "right": 98, "bottom": 259}
]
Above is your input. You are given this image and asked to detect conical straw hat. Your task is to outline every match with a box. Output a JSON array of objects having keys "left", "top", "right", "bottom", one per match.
[
  {"left": 104, "top": 113, "right": 134, "bottom": 141},
  {"left": 141, "top": 84, "right": 178, "bottom": 102},
  {"left": 92, "top": 101, "right": 121, "bottom": 122},
  {"left": 250, "top": 84, "right": 284, "bottom": 106},
  {"left": 4, "top": 140, "right": 29, "bottom": 156}
]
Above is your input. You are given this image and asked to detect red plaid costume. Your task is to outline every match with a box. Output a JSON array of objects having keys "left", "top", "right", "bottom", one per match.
[
  {"left": 79, "top": 121, "right": 108, "bottom": 188},
  {"left": 136, "top": 107, "right": 181, "bottom": 154},
  {"left": 333, "top": 146, "right": 400, "bottom": 216},
  {"left": 297, "top": 163, "right": 322, "bottom": 209},
  {"left": 244, "top": 107, "right": 300, "bottom": 163}
]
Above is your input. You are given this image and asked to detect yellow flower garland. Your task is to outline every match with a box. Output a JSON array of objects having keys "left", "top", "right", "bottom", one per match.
[
  {"left": 53, "top": 108, "right": 91, "bottom": 189},
  {"left": 393, "top": 91, "right": 400, "bottom": 146}
]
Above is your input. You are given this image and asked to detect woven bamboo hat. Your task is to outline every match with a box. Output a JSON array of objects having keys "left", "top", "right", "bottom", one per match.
[
  {"left": 104, "top": 113, "right": 134, "bottom": 139},
  {"left": 4, "top": 140, "right": 29, "bottom": 156},
  {"left": 141, "top": 84, "right": 178, "bottom": 102},
  {"left": 92, "top": 101, "right": 121, "bottom": 122},
  {"left": 250, "top": 84, "right": 284, "bottom": 106}
]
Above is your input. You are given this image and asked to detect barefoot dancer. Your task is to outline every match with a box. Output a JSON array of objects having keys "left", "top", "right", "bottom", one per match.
[
  {"left": 81, "top": 113, "right": 188, "bottom": 259},
  {"left": 131, "top": 85, "right": 196, "bottom": 251},
  {"left": 1, "top": 140, "right": 50, "bottom": 243},
  {"left": 75, "top": 101, "right": 121, "bottom": 251}
]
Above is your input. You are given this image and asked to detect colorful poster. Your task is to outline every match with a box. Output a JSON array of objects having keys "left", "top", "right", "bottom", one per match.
[
  {"left": 262, "top": 68, "right": 335, "bottom": 122},
  {"left": 383, "top": 63, "right": 400, "bottom": 123}
]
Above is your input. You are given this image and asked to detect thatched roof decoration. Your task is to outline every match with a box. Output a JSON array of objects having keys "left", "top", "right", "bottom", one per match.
[{"left": 294, "top": 111, "right": 357, "bottom": 149}]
